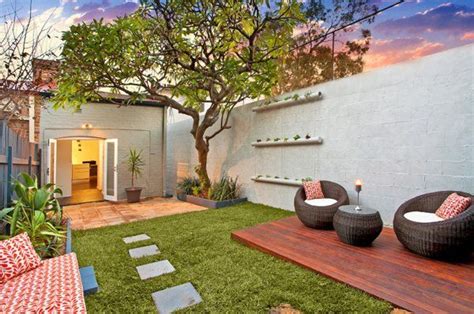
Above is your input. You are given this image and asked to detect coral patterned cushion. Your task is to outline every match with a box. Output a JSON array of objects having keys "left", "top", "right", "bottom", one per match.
[
  {"left": 0, "top": 253, "right": 86, "bottom": 313},
  {"left": 0, "top": 233, "right": 42, "bottom": 284},
  {"left": 435, "top": 193, "right": 472, "bottom": 219},
  {"left": 303, "top": 180, "right": 325, "bottom": 200}
]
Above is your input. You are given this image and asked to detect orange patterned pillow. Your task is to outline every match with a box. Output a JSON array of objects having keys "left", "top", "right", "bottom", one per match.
[
  {"left": 0, "top": 233, "right": 42, "bottom": 284},
  {"left": 303, "top": 180, "right": 325, "bottom": 200},
  {"left": 435, "top": 193, "right": 472, "bottom": 219}
]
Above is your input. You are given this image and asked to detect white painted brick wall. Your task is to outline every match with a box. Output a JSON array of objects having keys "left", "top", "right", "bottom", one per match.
[
  {"left": 41, "top": 102, "right": 165, "bottom": 201},
  {"left": 167, "top": 44, "right": 474, "bottom": 225}
]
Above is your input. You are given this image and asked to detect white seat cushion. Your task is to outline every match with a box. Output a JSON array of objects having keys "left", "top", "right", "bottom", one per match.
[
  {"left": 404, "top": 211, "right": 445, "bottom": 223},
  {"left": 304, "top": 198, "right": 338, "bottom": 207}
]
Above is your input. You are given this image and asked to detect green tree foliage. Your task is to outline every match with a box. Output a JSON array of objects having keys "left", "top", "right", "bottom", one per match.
[{"left": 274, "top": 1, "right": 376, "bottom": 94}]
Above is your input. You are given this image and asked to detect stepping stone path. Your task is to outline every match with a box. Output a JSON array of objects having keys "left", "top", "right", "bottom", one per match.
[
  {"left": 136, "top": 260, "right": 175, "bottom": 280},
  {"left": 124, "top": 234, "right": 202, "bottom": 312},
  {"left": 151, "top": 282, "right": 202, "bottom": 314},
  {"left": 123, "top": 234, "right": 150, "bottom": 244},
  {"left": 129, "top": 245, "right": 160, "bottom": 258}
]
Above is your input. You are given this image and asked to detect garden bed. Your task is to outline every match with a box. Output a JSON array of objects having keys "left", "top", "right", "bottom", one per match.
[{"left": 179, "top": 194, "right": 248, "bottom": 209}]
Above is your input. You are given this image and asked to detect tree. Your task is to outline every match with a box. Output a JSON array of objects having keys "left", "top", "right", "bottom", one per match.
[
  {"left": 274, "top": 30, "right": 371, "bottom": 94},
  {"left": 53, "top": 0, "right": 377, "bottom": 193},
  {"left": 0, "top": 0, "right": 54, "bottom": 118},
  {"left": 274, "top": 0, "right": 376, "bottom": 94},
  {"left": 53, "top": 0, "right": 304, "bottom": 193}
]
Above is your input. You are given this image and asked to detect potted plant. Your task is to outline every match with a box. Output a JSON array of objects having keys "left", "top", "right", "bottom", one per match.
[{"left": 125, "top": 148, "right": 144, "bottom": 203}]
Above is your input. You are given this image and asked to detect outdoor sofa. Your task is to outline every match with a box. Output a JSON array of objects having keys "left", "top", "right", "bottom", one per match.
[
  {"left": 0, "top": 252, "right": 86, "bottom": 312},
  {"left": 294, "top": 180, "right": 349, "bottom": 229},
  {"left": 393, "top": 191, "right": 474, "bottom": 259}
]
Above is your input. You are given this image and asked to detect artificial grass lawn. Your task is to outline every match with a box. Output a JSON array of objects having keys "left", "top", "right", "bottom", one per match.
[{"left": 73, "top": 202, "right": 392, "bottom": 313}]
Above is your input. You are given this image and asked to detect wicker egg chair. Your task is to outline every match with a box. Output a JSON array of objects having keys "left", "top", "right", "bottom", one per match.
[
  {"left": 294, "top": 181, "right": 349, "bottom": 229},
  {"left": 393, "top": 191, "right": 474, "bottom": 260}
]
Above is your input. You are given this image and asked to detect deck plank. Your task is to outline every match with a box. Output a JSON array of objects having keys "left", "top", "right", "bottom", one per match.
[{"left": 231, "top": 216, "right": 474, "bottom": 313}]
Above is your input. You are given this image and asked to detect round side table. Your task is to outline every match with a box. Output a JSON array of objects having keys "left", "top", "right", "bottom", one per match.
[{"left": 333, "top": 205, "right": 383, "bottom": 246}]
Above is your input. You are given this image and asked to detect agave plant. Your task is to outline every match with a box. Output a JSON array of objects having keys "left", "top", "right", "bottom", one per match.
[{"left": 0, "top": 173, "right": 66, "bottom": 258}]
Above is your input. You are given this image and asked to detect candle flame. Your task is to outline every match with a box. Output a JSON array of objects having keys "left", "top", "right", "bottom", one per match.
[{"left": 355, "top": 179, "right": 362, "bottom": 186}]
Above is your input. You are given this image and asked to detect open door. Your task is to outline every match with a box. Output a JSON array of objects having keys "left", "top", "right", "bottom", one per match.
[
  {"left": 47, "top": 139, "right": 57, "bottom": 184},
  {"left": 103, "top": 139, "right": 118, "bottom": 201}
]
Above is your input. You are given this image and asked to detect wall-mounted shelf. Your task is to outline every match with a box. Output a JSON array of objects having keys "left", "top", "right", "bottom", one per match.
[
  {"left": 251, "top": 137, "right": 323, "bottom": 147},
  {"left": 252, "top": 92, "right": 323, "bottom": 112},
  {"left": 251, "top": 176, "right": 302, "bottom": 187}
]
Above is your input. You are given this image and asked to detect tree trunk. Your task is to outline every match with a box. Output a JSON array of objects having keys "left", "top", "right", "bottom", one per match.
[{"left": 195, "top": 135, "right": 211, "bottom": 195}]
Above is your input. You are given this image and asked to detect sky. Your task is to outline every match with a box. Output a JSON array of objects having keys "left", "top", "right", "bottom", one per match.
[{"left": 1, "top": 0, "right": 473, "bottom": 71}]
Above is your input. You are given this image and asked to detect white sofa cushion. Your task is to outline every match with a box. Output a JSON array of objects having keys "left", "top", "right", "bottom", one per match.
[
  {"left": 404, "top": 211, "right": 445, "bottom": 223},
  {"left": 304, "top": 198, "right": 338, "bottom": 207}
]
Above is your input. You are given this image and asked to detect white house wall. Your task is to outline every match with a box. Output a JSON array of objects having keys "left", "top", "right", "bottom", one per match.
[
  {"left": 166, "top": 44, "right": 474, "bottom": 225},
  {"left": 40, "top": 102, "right": 165, "bottom": 201}
]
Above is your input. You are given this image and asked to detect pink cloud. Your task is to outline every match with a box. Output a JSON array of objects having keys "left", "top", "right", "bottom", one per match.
[
  {"left": 364, "top": 38, "right": 445, "bottom": 70},
  {"left": 74, "top": 2, "right": 138, "bottom": 23},
  {"left": 461, "top": 32, "right": 474, "bottom": 41}
]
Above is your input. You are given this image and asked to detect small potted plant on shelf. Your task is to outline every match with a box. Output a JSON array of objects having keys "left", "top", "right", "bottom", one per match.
[
  {"left": 293, "top": 134, "right": 301, "bottom": 141},
  {"left": 125, "top": 148, "right": 145, "bottom": 203},
  {"left": 305, "top": 134, "right": 311, "bottom": 139}
]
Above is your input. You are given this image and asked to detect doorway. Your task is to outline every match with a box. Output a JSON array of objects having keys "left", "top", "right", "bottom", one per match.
[
  {"left": 48, "top": 137, "right": 117, "bottom": 205},
  {"left": 70, "top": 139, "right": 103, "bottom": 204}
]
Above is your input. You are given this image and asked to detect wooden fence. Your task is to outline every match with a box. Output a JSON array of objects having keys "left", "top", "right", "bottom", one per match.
[{"left": 0, "top": 120, "right": 41, "bottom": 208}]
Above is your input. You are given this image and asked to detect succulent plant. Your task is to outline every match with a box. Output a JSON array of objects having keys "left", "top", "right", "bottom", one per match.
[{"left": 293, "top": 134, "right": 301, "bottom": 141}]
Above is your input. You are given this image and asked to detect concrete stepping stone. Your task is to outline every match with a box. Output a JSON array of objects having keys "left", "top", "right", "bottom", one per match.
[
  {"left": 129, "top": 245, "right": 160, "bottom": 258},
  {"left": 136, "top": 260, "right": 175, "bottom": 280},
  {"left": 123, "top": 234, "right": 151, "bottom": 244},
  {"left": 152, "top": 282, "right": 202, "bottom": 314}
]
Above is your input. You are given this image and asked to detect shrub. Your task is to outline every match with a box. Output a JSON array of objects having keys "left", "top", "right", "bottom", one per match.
[
  {"left": 176, "top": 177, "right": 200, "bottom": 195},
  {"left": 208, "top": 176, "right": 241, "bottom": 201},
  {"left": 0, "top": 173, "right": 66, "bottom": 258}
]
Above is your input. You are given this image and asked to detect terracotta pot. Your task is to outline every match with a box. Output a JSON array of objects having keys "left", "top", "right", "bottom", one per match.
[{"left": 125, "top": 187, "right": 142, "bottom": 203}]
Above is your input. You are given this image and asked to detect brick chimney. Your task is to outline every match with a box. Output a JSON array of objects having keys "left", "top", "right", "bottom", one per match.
[{"left": 32, "top": 58, "right": 60, "bottom": 89}]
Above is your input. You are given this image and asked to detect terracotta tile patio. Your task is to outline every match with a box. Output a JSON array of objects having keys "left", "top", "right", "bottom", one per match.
[{"left": 64, "top": 197, "right": 207, "bottom": 230}]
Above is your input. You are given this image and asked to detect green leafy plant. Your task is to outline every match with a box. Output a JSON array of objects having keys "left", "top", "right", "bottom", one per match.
[
  {"left": 292, "top": 94, "right": 300, "bottom": 100},
  {"left": 284, "top": 137, "right": 289, "bottom": 141},
  {"left": 127, "top": 148, "right": 144, "bottom": 187},
  {"left": 266, "top": 138, "right": 271, "bottom": 142},
  {"left": 293, "top": 134, "right": 301, "bottom": 141},
  {"left": 176, "top": 177, "right": 200, "bottom": 195},
  {"left": 208, "top": 176, "right": 241, "bottom": 201},
  {"left": 273, "top": 137, "right": 280, "bottom": 142},
  {"left": 192, "top": 186, "right": 202, "bottom": 197},
  {"left": 0, "top": 173, "right": 66, "bottom": 258}
]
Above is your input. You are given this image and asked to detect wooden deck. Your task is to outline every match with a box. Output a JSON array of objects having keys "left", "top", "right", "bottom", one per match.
[{"left": 231, "top": 216, "right": 474, "bottom": 313}]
